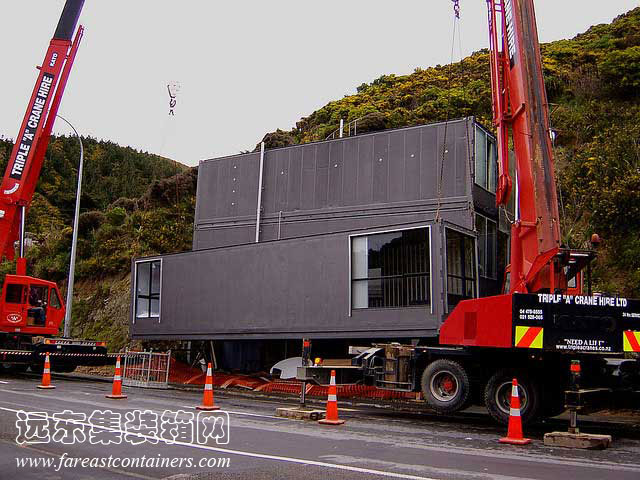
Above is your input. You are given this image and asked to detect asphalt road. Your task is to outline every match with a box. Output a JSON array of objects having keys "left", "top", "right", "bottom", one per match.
[{"left": 0, "top": 374, "right": 639, "bottom": 480}]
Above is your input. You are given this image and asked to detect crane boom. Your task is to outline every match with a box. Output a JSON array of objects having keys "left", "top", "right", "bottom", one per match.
[
  {"left": 487, "top": 0, "right": 561, "bottom": 293},
  {"left": 0, "top": 0, "right": 85, "bottom": 265}
]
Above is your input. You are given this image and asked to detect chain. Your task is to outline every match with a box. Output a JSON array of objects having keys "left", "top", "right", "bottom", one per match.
[{"left": 452, "top": 0, "right": 460, "bottom": 19}]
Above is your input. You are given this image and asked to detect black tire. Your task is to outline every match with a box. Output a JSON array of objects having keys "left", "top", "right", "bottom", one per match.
[
  {"left": 484, "top": 369, "right": 541, "bottom": 425},
  {"left": 421, "top": 359, "right": 471, "bottom": 414},
  {"left": 541, "top": 387, "right": 566, "bottom": 419}
]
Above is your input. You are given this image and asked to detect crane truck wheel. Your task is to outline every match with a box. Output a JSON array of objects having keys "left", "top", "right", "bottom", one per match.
[
  {"left": 484, "top": 370, "right": 541, "bottom": 425},
  {"left": 421, "top": 359, "right": 471, "bottom": 414}
]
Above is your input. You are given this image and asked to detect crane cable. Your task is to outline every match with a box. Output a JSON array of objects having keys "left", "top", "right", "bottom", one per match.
[{"left": 436, "top": 0, "right": 474, "bottom": 227}]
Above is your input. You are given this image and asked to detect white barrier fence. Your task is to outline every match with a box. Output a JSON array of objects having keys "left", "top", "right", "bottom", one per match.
[{"left": 122, "top": 349, "right": 171, "bottom": 389}]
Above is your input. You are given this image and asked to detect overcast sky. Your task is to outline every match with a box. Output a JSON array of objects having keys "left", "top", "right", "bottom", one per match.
[{"left": 0, "top": 1, "right": 638, "bottom": 166}]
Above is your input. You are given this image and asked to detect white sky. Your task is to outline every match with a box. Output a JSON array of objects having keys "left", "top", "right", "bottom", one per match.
[{"left": 1, "top": 1, "right": 638, "bottom": 166}]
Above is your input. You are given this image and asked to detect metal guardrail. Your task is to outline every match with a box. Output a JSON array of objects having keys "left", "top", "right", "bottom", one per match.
[{"left": 122, "top": 349, "right": 171, "bottom": 389}]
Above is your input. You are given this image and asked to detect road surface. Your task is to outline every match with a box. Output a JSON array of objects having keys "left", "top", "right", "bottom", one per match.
[{"left": 0, "top": 374, "right": 639, "bottom": 480}]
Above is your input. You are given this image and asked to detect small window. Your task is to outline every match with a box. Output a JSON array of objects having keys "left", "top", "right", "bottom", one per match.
[
  {"left": 135, "top": 260, "right": 161, "bottom": 319},
  {"left": 351, "top": 228, "right": 430, "bottom": 309},
  {"left": 49, "top": 288, "right": 62, "bottom": 309},
  {"left": 446, "top": 228, "right": 477, "bottom": 309},
  {"left": 5, "top": 284, "right": 24, "bottom": 304},
  {"left": 475, "top": 126, "right": 498, "bottom": 194},
  {"left": 476, "top": 214, "right": 497, "bottom": 280},
  {"left": 29, "top": 285, "right": 48, "bottom": 307}
]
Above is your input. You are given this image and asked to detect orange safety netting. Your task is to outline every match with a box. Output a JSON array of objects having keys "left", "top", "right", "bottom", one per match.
[{"left": 168, "top": 358, "right": 418, "bottom": 400}]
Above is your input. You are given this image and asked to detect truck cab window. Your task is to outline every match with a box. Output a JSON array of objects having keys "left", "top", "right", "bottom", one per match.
[
  {"left": 49, "top": 288, "right": 62, "bottom": 309},
  {"left": 446, "top": 228, "right": 477, "bottom": 309},
  {"left": 135, "top": 260, "right": 161, "bottom": 319},
  {"left": 5, "top": 284, "right": 24, "bottom": 304}
]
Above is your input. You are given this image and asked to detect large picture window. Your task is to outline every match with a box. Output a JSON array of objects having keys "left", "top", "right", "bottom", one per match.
[
  {"left": 135, "top": 260, "right": 161, "bottom": 319},
  {"left": 351, "top": 228, "right": 431, "bottom": 309},
  {"left": 476, "top": 214, "right": 497, "bottom": 279},
  {"left": 475, "top": 126, "right": 498, "bottom": 193},
  {"left": 446, "top": 228, "right": 477, "bottom": 309}
]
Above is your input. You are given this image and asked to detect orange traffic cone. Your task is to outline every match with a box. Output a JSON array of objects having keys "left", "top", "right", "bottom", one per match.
[
  {"left": 499, "top": 378, "right": 531, "bottom": 445},
  {"left": 106, "top": 355, "right": 127, "bottom": 399},
  {"left": 37, "top": 353, "right": 55, "bottom": 389},
  {"left": 196, "top": 363, "right": 220, "bottom": 411},
  {"left": 318, "top": 369, "right": 345, "bottom": 425}
]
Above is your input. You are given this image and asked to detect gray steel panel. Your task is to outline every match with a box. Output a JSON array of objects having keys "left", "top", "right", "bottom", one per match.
[
  {"left": 342, "top": 137, "right": 358, "bottom": 205},
  {"left": 420, "top": 125, "right": 438, "bottom": 199},
  {"left": 388, "top": 131, "right": 405, "bottom": 203},
  {"left": 301, "top": 144, "right": 316, "bottom": 210},
  {"left": 287, "top": 147, "right": 302, "bottom": 211},
  {"left": 275, "top": 149, "right": 289, "bottom": 212},
  {"left": 373, "top": 133, "right": 389, "bottom": 203},
  {"left": 315, "top": 142, "right": 329, "bottom": 209},
  {"left": 328, "top": 142, "right": 343, "bottom": 206},
  {"left": 405, "top": 128, "right": 421, "bottom": 199},
  {"left": 356, "top": 136, "right": 374, "bottom": 204}
]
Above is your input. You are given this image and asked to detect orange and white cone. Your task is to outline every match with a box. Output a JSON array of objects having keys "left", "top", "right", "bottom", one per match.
[
  {"left": 499, "top": 378, "right": 531, "bottom": 445},
  {"left": 318, "top": 369, "right": 345, "bottom": 425},
  {"left": 37, "top": 353, "right": 55, "bottom": 389},
  {"left": 196, "top": 362, "right": 220, "bottom": 411},
  {"left": 106, "top": 355, "right": 127, "bottom": 399}
]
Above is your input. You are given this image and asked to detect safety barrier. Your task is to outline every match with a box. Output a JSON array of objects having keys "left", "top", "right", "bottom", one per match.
[{"left": 122, "top": 349, "right": 171, "bottom": 389}]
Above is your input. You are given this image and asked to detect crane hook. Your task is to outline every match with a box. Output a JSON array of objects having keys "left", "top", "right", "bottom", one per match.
[{"left": 452, "top": 0, "right": 460, "bottom": 18}]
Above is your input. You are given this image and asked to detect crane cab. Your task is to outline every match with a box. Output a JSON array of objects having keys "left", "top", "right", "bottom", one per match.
[{"left": 0, "top": 274, "right": 65, "bottom": 336}]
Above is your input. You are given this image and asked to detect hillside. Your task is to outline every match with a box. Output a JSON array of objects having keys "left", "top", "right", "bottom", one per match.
[{"left": 260, "top": 8, "right": 640, "bottom": 298}]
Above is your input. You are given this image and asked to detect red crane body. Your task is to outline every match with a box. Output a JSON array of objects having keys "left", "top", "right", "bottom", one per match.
[
  {"left": 0, "top": 0, "right": 85, "bottom": 337},
  {"left": 440, "top": 0, "right": 593, "bottom": 348}
]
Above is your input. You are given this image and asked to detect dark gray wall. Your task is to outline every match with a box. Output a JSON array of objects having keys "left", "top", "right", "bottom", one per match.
[{"left": 194, "top": 119, "right": 475, "bottom": 249}]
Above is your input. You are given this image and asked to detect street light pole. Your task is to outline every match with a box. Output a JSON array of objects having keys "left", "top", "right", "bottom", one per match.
[{"left": 57, "top": 114, "right": 84, "bottom": 338}]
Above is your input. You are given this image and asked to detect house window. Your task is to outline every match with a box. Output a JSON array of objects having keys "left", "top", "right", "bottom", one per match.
[
  {"left": 351, "top": 228, "right": 431, "bottom": 309},
  {"left": 135, "top": 260, "right": 161, "bottom": 319},
  {"left": 475, "top": 126, "right": 498, "bottom": 193},
  {"left": 446, "top": 228, "right": 477, "bottom": 309},
  {"left": 476, "top": 214, "right": 497, "bottom": 279}
]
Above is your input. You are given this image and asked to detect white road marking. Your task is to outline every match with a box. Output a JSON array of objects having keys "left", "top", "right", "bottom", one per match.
[
  {"left": 0, "top": 381, "right": 9, "bottom": 384},
  {"left": 0, "top": 406, "right": 438, "bottom": 480}
]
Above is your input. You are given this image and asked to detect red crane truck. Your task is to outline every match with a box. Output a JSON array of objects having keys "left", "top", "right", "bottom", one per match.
[
  {"left": 299, "top": 0, "right": 640, "bottom": 424},
  {"left": 0, "top": 0, "right": 107, "bottom": 373}
]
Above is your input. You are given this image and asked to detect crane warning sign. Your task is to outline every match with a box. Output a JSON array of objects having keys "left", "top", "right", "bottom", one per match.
[{"left": 9, "top": 72, "right": 55, "bottom": 181}]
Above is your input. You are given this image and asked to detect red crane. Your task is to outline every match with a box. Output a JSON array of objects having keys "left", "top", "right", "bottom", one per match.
[
  {"left": 440, "top": 0, "right": 598, "bottom": 347},
  {"left": 0, "top": 0, "right": 98, "bottom": 349}
]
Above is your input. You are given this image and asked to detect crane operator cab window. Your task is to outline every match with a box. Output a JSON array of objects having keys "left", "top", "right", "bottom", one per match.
[
  {"left": 5, "top": 284, "right": 25, "bottom": 304},
  {"left": 28, "top": 285, "right": 48, "bottom": 326}
]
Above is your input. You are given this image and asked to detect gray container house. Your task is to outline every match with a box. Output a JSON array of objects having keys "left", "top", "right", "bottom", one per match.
[{"left": 131, "top": 118, "right": 510, "bottom": 344}]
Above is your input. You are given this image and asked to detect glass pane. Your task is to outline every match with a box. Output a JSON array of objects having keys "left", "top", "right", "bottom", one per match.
[
  {"left": 476, "top": 216, "right": 487, "bottom": 277},
  {"left": 5, "top": 284, "right": 24, "bottom": 304},
  {"left": 464, "top": 237, "right": 475, "bottom": 278},
  {"left": 406, "top": 275, "right": 430, "bottom": 306},
  {"left": 368, "top": 232, "right": 403, "bottom": 278},
  {"left": 29, "top": 286, "right": 47, "bottom": 307},
  {"left": 351, "top": 236, "right": 368, "bottom": 279},
  {"left": 447, "top": 231, "right": 463, "bottom": 278},
  {"left": 49, "top": 289, "right": 62, "bottom": 309},
  {"left": 488, "top": 140, "right": 497, "bottom": 193},
  {"left": 150, "top": 298, "right": 160, "bottom": 317},
  {"left": 136, "top": 262, "right": 150, "bottom": 296},
  {"left": 475, "top": 127, "right": 487, "bottom": 189},
  {"left": 151, "top": 261, "right": 161, "bottom": 295},
  {"left": 486, "top": 220, "right": 497, "bottom": 279},
  {"left": 369, "top": 277, "right": 404, "bottom": 308},
  {"left": 402, "top": 229, "right": 429, "bottom": 274},
  {"left": 352, "top": 279, "right": 368, "bottom": 309},
  {"left": 136, "top": 298, "right": 149, "bottom": 318}
]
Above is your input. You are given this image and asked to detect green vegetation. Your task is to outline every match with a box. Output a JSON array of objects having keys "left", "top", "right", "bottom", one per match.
[{"left": 260, "top": 8, "right": 640, "bottom": 297}]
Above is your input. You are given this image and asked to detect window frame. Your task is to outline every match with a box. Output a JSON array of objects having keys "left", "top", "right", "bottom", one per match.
[
  {"left": 475, "top": 213, "right": 498, "bottom": 280},
  {"left": 348, "top": 225, "right": 433, "bottom": 316},
  {"left": 474, "top": 125, "right": 498, "bottom": 194},
  {"left": 133, "top": 258, "right": 163, "bottom": 324},
  {"left": 444, "top": 226, "right": 479, "bottom": 313}
]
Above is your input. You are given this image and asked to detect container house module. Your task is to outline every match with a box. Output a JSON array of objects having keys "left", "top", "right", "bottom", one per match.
[{"left": 130, "top": 118, "right": 511, "bottom": 364}]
